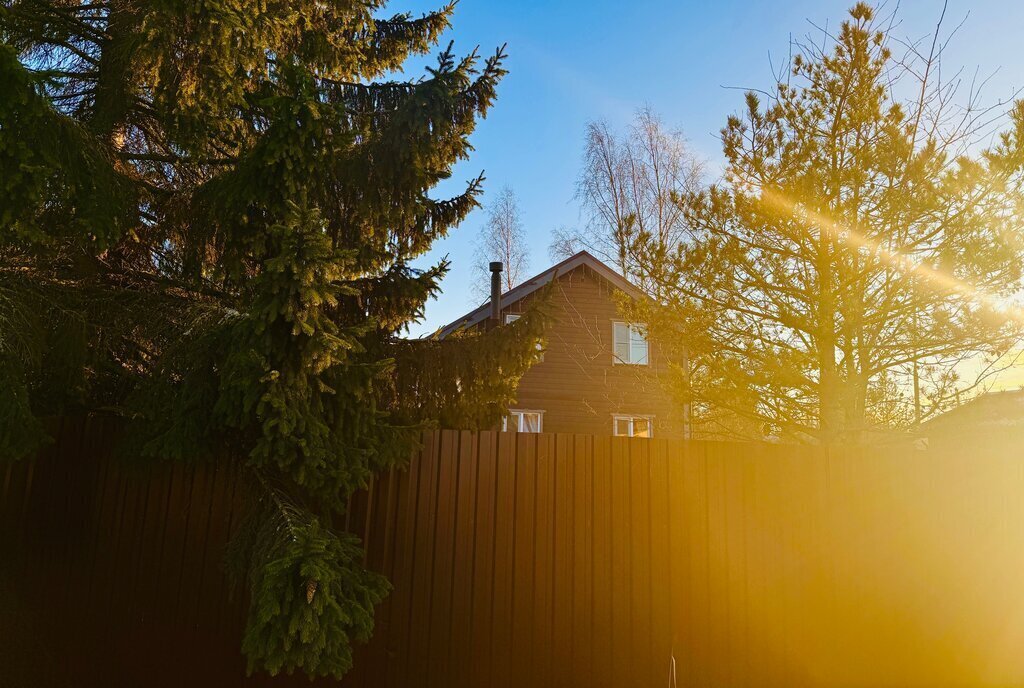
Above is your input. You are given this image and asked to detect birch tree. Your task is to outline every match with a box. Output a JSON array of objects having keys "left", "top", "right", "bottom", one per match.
[
  {"left": 474, "top": 185, "right": 530, "bottom": 297},
  {"left": 553, "top": 107, "right": 704, "bottom": 293}
]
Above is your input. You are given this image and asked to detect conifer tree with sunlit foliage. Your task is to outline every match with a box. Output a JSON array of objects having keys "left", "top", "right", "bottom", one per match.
[
  {"left": 631, "top": 3, "right": 1024, "bottom": 443},
  {"left": 0, "top": 0, "right": 544, "bottom": 677}
]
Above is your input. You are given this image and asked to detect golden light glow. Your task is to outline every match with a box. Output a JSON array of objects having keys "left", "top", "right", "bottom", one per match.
[{"left": 758, "top": 189, "right": 1024, "bottom": 325}]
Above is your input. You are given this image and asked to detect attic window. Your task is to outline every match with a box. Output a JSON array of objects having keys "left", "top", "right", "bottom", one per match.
[
  {"left": 613, "top": 322, "right": 649, "bottom": 365},
  {"left": 505, "top": 313, "right": 544, "bottom": 361}
]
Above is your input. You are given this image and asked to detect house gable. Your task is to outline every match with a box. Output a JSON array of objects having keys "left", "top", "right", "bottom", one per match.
[
  {"left": 432, "top": 251, "right": 648, "bottom": 339},
  {"left": 433, "top": 252, "right": 684, "bottom": 437}
]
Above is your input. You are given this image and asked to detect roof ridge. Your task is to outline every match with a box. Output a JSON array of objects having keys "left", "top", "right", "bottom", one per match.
[{"left": 430, "top": 251, "right": 647, "bottom": 339}]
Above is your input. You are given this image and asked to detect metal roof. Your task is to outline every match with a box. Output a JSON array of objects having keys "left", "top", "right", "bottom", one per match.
[{"left": 919, "top": 389, "right": 1024, "bottom": 435}]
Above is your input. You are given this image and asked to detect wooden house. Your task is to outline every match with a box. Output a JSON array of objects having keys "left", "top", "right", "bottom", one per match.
[{"left": 435, "top": 251, "right": 686, "bottom": 438}]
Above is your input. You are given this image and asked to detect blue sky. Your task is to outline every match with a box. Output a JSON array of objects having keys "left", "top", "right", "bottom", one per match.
[{"left": 402, "top": 0, "right": 1024, "bottom": 337}]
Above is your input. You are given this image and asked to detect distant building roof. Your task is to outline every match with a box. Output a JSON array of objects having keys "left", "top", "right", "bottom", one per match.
[
  {"left": 431, "top": 250, "right": 647, "bottom": 339},
  {"left": 920, "top": 389, "right": 1024, "bottom": 438}
]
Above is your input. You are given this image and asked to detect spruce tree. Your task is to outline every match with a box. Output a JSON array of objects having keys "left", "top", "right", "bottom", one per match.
[{"left": 0, "top": 0, "right": 544, "bottom": 678}]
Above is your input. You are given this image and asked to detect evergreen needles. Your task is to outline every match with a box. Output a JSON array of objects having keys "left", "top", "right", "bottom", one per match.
[{"left": 0, "top": 0, "right": 544, "bottom": 677}]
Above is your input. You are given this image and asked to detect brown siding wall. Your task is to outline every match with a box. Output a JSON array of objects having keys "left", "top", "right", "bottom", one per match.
[{"left": 497, "top": 264, "right": 684, "bottom": 438}]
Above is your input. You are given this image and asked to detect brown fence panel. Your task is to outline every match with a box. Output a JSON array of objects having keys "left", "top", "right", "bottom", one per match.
[{"left": 6, "top": 420, "right": 1024, "bottom": 686}]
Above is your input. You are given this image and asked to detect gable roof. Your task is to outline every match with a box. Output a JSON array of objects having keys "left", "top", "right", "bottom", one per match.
[{"left": 431, "top": 250, "right": 647, "bottom": 339}]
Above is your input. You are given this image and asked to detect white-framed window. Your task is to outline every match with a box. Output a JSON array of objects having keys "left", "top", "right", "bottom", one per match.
[
  {"left": 613, "top": 321, "right": 649, "bottom": 365},
  {"left": 613, "top": 415, "right": 653, "bottom": 438},
  {"left": 505, "top": 313, "right": 545, "bottom": 361},
  {"left": 503, "top": 409, "right": 544, "bottom": 433}
]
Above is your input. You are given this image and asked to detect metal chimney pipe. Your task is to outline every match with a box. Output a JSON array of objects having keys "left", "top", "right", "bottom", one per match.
[{"left": 489, "top": 261, "right": 503, "bottom": 323}]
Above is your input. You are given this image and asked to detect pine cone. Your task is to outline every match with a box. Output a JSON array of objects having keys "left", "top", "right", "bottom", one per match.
[{"left": 306, "top": 579, "right": 318, "bottom": 604}]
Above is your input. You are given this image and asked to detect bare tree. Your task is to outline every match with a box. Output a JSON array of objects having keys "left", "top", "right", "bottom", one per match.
[
  {"left": 474, "top": 186, "right": 530, "bottom": 299},
  {"left": 553, "top": 107, "right": 704, "bottom": 292}
]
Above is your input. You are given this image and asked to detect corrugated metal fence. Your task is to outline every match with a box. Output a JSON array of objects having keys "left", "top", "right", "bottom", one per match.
[{"left": 3, "top": 417, "right": 1024, "bottom": 687}]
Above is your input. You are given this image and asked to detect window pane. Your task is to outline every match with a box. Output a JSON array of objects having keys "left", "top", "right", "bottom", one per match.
[
  {"left": 614, "top": 417, "right": 630, "bottom": 436},
  {"left": 633, "top": 418, "right": 651, "bottom": 438},
  {"left": 613, "top": 322, "right": 630, "bottom": 362},
  {"left": 631, "top": 339, "right": 648, "bottom": 365},
  {"left": 630, "top": 326, "right": 649, "bottom": 365},
  {"left": 504, "top": 313, "right": 521, "bottom": 324},
  {"left": 522, "top": 412, "right": 542, "bottom": 433}
]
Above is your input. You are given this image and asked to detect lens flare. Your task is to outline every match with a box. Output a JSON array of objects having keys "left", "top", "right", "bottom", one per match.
[{"left": 757, "top": 188, "right": 1024, "bottom": 324}]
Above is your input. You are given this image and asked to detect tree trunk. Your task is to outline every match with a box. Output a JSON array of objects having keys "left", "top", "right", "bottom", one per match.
[
  {"left": 90, "top": 4, "right": 134, "bottom": 144},
  {"left": 817, "top": 226, "right": 843, "bottom": 444},
  {"left": 841, "top": 375, "right": 868, "bottom": 444}
]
